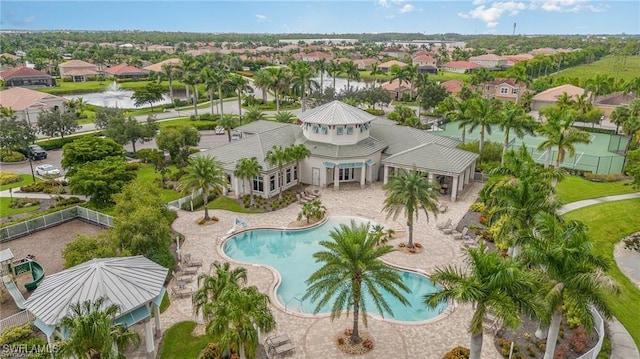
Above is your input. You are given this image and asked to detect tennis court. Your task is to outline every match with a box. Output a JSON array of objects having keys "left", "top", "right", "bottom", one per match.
[{"left": 435, "top": 121, "right": 628, "bottom": 174}]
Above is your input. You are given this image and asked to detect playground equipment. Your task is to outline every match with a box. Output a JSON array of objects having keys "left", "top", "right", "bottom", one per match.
[
  {"left": 2, "top": 275, "right": 26, "bottom": 309},
  {"left": 0, "top": 248, "right": 46, "bottom": 292}
]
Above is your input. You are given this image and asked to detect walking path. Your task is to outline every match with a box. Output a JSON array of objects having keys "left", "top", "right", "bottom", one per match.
[{"left": 558, "top": 192, "right": 640, "bottom": 359}]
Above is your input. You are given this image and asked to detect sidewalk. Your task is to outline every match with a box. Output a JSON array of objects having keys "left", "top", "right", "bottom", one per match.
[{"left": 558, "top": 192, "right": 640, "bottom": 359}]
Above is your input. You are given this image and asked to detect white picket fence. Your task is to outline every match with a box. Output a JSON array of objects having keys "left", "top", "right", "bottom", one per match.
[
  {"left": 166, "top": 189, "right": 202, "bottom": 211},
  {"left": 0, "top": 310, "right": 35, "bottom": 332}
]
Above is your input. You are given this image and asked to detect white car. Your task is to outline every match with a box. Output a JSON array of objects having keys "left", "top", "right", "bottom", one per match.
[{"left": 35, "top": 164, "right": 61, "bottom": 177}]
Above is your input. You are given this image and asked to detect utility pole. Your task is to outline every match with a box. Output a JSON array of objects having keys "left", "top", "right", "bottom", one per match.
[{"left": 512, "top": 22, "right": 517, "bottom": 36}]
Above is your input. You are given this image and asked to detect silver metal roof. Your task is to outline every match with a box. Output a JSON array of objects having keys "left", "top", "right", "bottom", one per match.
[
  {"left": 302, "top": 137, "right": 388, "bottom": 158},
  {"left": 299, "top": 100, "right": 377, "bottom": 125},
  {"left": 24, "top": 256, "right": 168, "bottom": 326},
  {"left": 382, "top": 143, "right": 479, "bottom": 175},
  {"left": 369, "top": 123, "right": 461, "bottom": 155},
  {"left": 235, "top": 120, "right": 291, "bottom": 134}
]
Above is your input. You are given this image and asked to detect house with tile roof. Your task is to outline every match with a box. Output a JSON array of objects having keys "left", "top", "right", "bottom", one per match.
[
  {"left": 594, "top": 92, "right": 638, "bottom": 117},
  {"left": 0, "top": 87, "right": 66, "bottom": 123},
  {"left": 440, "top": 61, "right": 482, "bottom": 74},
  {"left": 196, "top": 101, "right": 478, "bottom": 201},
  {"left": 0, "top": 67, "right": 55, "bottom": 88},
  {"left": 58, "top": 60, "right": 99, "bottom": 82},
  {"left": 531, "top": 84, "right": 588, "bottom": 111},
  {"left": 468, "top": 54, "right": 508, "bottom": 69},
  {"left": 143, "top": 58, "right": 182, "bottom": 73},
  {"left": 481, "top": 78, "right": 528, "bottom": 103},
  {"left": 103, "top": 64, "right": 149, "bottom": 79},
  {"left": 378, "top": 60, "right": 408, "bottom": 73},
  {"left": 381, "top": 78, "right": 416, "bottom": 101},
  {"left": 440, "top": 80, "right": 465, "bottom": 96},
  {"left": 412, "top": 54, "right": 438, "bottom": 74}
]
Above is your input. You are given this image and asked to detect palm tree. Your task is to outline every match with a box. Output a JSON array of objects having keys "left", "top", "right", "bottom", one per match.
[
  {"left": 266, "top": 67, "right": 292, "bottom": 112},
  {"left": 243, "top": 106, "right": 266, "bottom": 123},
  {"left": 537, "top": 105, "right": 591, "bottom": 185},
  {"left": 327, "top": 60, "right": 343, "bottom": 91},
  {"left": 265, "top": 145, "right": 290, "bottom": 199},
  {"left": 193, "top": 260, "right": 248, "bottom": 322},
  {"left": 313, "top": 58, "right": 327, "bottom": 92},
  {"left": 462, "top": 97, "right": 501, "bottom": 154},
  {"left": 229, "top": 73, "right": 251, "bottom": 124},
  {"left": 161, "top": 62, "right": 177, "bottom": 103},
  {"left": 382, "top": 167, "right": 439, "bottom": 249},
  {"left": 497, "top": 101, "right": 536, "bottom": 164},
  {"left": 303, "top": 220, "right": 410, "bottom": 344},
  {"left": 234, "top": 157, "right": 262, "bottom": 206},
  {"left": 554, "top": 92, "right": 575, "bottom": 110},
  {"left": 609, "top": 105, "right": 630, "bottom": 135},
  {"left": 58, "top": 297, "right": 141, "bottom": 359},
  {"left": 425, "top": 243, "right": 539, "bottom": 359},
  {"left": 180, "top": 55, "right": 201, "bottom": 118},
  {"left": 286, "top": 143, "right": 310, "bottom": 186},
  {"left": 436, "top": 96, "right": 475, "bottom": 144},
  {"left": 290, "top": 61, "right": 318, "bottom": 112},
  {"left": 178, "top": 155, "right": 228, "bottom": 221},
  {"left": 369, "top": 63, "right": 383, "bottom": 87},
  {"left": 389, "top": 64, "right": 408, "bottom": 101},
  {"left": 584, "top": 73, "right": 614, "bottom": 101},
  {"left": 343, "top": 61, "right": 360, "bottom": 92},
  {"left": 622, "top": 76, "right": 640, "bottom": 95},
  {"left": 405, "top": 64, "right": 417, "bottom": 101},
  {"left": 218, "top": 114, "right": 236, "bottom": 142},
  {"left": 520, "top": 213, "right": 619, "bottom": 359},
  {"left": 253, "top": 68, "right": 272, "bottom": 103},
  {"left": 274, "top": 111, "right": 295, "bottom": 123}
]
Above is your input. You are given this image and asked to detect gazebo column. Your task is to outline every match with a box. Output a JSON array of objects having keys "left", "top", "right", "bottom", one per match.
[
  {"left": 383, "top": 165, "right": 390, "bottom": 184},
  {"left": 450, "top": 175, "right": 459, "bottom": 202},
  {"left": 154, "top": 303, "right": 161, "bottom": 337},
  {"left": 360, "top": 163, "right": 366, "bottom": 188},
  {"left": 333, "top": 167, "right": 339, "bottom": 189},
  {"left": 464, "top": 166, "right": 470, "bottom": 185},
  {"left": 234, "top": 176, "right": 241, "bottom": 198},
  {"left": 145, "top": 318, "right": 155, "bottom": 359},
  {"left": 471, "top": 161, "right": 476, "bottom": 181}
]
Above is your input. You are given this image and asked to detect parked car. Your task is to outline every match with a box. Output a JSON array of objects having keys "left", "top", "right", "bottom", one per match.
[
  {"left": 35, "top": 164, "right": 61, "bottom": 177},
  {"left": 27, "top": 145, "right": 47, "bottom": 160},
  {"left": 230, "top": 133, "right": 241, "bottom": 142}
]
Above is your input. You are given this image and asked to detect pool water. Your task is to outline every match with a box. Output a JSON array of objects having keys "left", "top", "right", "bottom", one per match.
[{"left": 222, "top": 216, "right": 446, "bottom": 322}]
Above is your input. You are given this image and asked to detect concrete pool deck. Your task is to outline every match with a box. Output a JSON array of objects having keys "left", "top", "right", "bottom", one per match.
[{"left": 158, "top": 181, "right": 505, "bottom": 358}]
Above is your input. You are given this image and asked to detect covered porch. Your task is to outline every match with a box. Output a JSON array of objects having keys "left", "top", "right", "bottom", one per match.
[{"left": 322, "top": 159, "right": 378, "bottom": 190}]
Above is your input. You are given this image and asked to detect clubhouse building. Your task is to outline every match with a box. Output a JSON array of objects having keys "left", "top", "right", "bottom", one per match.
[{"left": 197, "top": 101, "right": 479, "bottom": 201}]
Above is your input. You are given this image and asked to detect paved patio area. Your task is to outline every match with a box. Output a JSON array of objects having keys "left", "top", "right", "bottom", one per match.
[{"left": 152, "top": 182, "right": 502, "bottom": 359}]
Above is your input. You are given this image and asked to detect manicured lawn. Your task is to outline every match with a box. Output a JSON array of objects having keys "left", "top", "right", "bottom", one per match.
[
  {"left": 563, "top": 198, "right": 640, "bottom": 349},
  {"left": 0, "top": 197, "right": 40, "bottom": 217},
  {"left": 157, "top": 117, "right": 218, "bottom": 130},
  {"left": 157, "top": 321, "right": 211, "bottom": 359},
  {"left": 207, "top": 196, "right": 265, "bottom": 213},
  {"left": 134, "top": 164, "right": 182, "bottom": 203},
  {"left": 556, "top": 176, "right": 638, "bottom": 203},
  {"left": 0, "top": 174, "right": 39, "bottom": 191},
  {"left": 38, "top": 80, "right": 187, "bottom": 95},
  {"left": 357, "top": 70, "right": 469, "bottom": 83},
  {"left": 551, "top": 55, "right": 640, "bottom": 83}
]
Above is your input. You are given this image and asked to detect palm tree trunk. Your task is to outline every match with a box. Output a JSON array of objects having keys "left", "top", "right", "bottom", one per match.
[
  {"left": 275, "top": 90, "right": 280, "bottom": 112},
  {"left": 203, "top": 190, "right": 210, "bottom": 220},
  {"left": 278, "top": 169, "right": 283, "bottom": 199},
  {"left": 544, "top": 148, "right": 552, "bottom": 168},
  {"left": 249, "top": 187, "right": 255, "bottom": 207},
  {"left": 469, "top": 332, "right": 483, "bottom": 359},
  {"left": 193, "top": 86, "right": 199, "bottom": 119},
  {"left": 543, "top": 310, "right": 563, "bottom": 359},
  {"left": 351, "top": 299, "right": 362, "bottom": 344},
  {"left": 301, "top": 84, "right": 306, "bottom": 112},
  {"left": 502, "top": 129, "right": 510, "bottom": 165},
  {"left": 407, "top": 222, "right": 414, "bottom": 248},
  {"left": 460, "top": 125, "right": 466, "bottom": 144},
  {"left": 218, "top": 86, "right": 224, "bottom": 118},
  {"left": 237, "top": 91, "right": 243, "bottom": 124},
  {"left": 479, "top": 127, "right": 485, "bottom": 154},
  {"left": 210, "top": 93, "right": 215, "bottom": 115},
  {"left": 320, "top": 72, "right": 324, "bottom": 93},
  {"left": 168, "top": 75, "right": 174, "bottom": 103}
]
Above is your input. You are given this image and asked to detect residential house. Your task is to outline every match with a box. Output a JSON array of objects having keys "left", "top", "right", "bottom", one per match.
[
  {"left": 440, "top": 80, "right": 464, "bottom": 96},
  {"left": 412, "top": 54, "right": 438, "bottom": 74},
  {"left": 381, "top": 78, "right": 416, "bottom": 101},
  {"left": 58, "top": 60, "right": 99, "bottom": 82},
  {"left": 594, "top": 92, "right": 638, "bottom": 117},
  {"left": 378, "top": 60, "right": 408, "bottom": 73},
  {"left": 531, "top": 84, "right": 588, "bottom": 111},
  {"left": 468, "top": 54, "right": 508, "bottom": 69},
  {"left": 146, "top": 44, "right": 175, "bottom": 53},
  {"left": 195, "top": 101, "right": 478, "bottom": 201},
  {"left": 0, "top": 87, "right": 65, "bottom": 124},
  {"left": 353, "top": 58, "right": 378, "bottom": 71},
  {"left": 481, "top": 78, "right": 528, "bottom": 103},
  {"left": 0, "top": 67, "right": 55, "bottom": 88},
  {"left": 143, "top": 58, "right": 182, "bottom": 73},
  {"left": 380, "top": 47, "right": 409, "bottom": 58},
  {"left": 440, "top": 61, "right": 482, "bottom": 74},
  {"left": 103, "top": 64, "right": 149, "bottom": 79}
]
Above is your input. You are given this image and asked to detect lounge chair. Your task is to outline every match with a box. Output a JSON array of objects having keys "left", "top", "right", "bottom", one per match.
[
  {"left": 172, "top": 272, "right": 194, "bottom": 283},
  {"left": 296, "top": 193, "right": 309, "bottom": 204},
  {"left": 304, "top": 189, "right": 319, "bottom": 199},
  {"left": 437, "top": 218, "right": 452, "bottom": 231},
  {"left": 271, "top": 342, "right": 295, "bottom": 356},
  {"left": 170, "top": 286, "right": 192, "bottom": 299},
  {"left": 177, "top": 263, "right": 198, "bottom": 276},
  {"left": 265, "top": 334, "right": 290, "bottom": 349},
  {"left": 438, "top": 202, "right": 448, "bottom": 213},
  {"left": 183, "top": 254, "right": 203, "bottom": 267},
  {"left": 452, "top": 227, "right": 470, "bottom": 240}
]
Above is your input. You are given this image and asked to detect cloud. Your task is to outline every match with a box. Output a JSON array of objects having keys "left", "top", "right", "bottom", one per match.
[
  {"left": 458, "top": 1, "right": 526, "bottom": 28},
  {"left": 378, "top": 0, "right": 391, "bottom": 8},
  {"left": 399, "top": 4, "right": 415, "bottom": 13},
  {"left": 255, "top": 14, "right": 267, "bottom": 22},
  {"left": 1, "top": 12, "right": 35, "bottom": 27},
  {"left": 530, "top": 0, "right": 606, "bottom": 12},
  {"left": 391, "top": 0, "right": 405, "bottom": 4}
]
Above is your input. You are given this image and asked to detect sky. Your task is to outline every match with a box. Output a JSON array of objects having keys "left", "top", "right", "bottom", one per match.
[{"left": 1, "top": 0, "right": 639, "bottom": 35}]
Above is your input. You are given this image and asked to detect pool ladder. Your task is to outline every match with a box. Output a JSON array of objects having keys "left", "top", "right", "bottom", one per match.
[{"left": 284, "top": 296, "right": 308, "bottom": 314}]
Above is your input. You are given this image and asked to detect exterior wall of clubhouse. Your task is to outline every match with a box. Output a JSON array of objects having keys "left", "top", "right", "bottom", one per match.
[{"left": 196, "top": 101, "right": 478, "bottom": 201}]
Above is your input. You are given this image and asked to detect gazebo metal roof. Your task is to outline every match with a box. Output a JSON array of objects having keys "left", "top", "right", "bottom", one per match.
[
  {"left": 24, "top": 256, "right": 168, "bottom": 327},
  {"left": 298, "top": 100, "right": 376, "bottom": 125}
]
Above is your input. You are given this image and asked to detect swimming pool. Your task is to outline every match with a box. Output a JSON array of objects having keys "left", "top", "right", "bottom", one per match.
[{"left": 222, "top": 216, "right": 446, "bottom": 322}]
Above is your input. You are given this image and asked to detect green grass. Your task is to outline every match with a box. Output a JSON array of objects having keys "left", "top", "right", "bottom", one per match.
[
  {"left": 563, "top": 198, "right": 640, "bottom": 349},
  {"left": 556, "top": 176, "right": 638, "bottom": 203},
  {"left": 0, "top": 197, "right": 40, "bottom": 217},
  {"left": 134, "top": 164, "right": 182, "bottom": 203},
  {"left": 38, "top": 79, "right": 187, "bottom": 95},
  {"left": 159, "top": 291, "right": 170, "bottom": 313},
  {"left": 207, "top": 196, "right": 265, "bottom": 213},
  {"left": 0, "top": 174, "right": 40, "bottom": 191},
  {"left": 551, "top": 55, "right": 640, "bottom": 83},
  {"left": 357, "top": 70, "right": 469, "bottom": 83},
  {"left": 158, "top": 321, "right": 211, "bottom": 359}
]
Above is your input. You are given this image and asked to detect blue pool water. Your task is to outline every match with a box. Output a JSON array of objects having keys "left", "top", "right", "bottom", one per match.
[{"left": 222, "top": 216, "right": 446, "bottom": 322}]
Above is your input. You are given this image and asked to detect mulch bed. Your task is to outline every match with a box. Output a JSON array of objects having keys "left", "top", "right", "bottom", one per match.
[{"left": 335, "top": 329, "right": 374, "bottom": 355}]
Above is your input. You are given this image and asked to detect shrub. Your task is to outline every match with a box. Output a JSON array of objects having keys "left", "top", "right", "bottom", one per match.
[
  {"left": 126, "top": 162, "right": 140, "bottom": 171},
  {"left": 469, "top": 202, "right": 484, "bottom": 212},
  {"left": 0, "top": 172, "right": 21, "bottom": 185},
  {"left": 554, "top": 343, "right": 569, "bottom": 359},
  {"left": 570, "top": 326, "right": 589, "bottom": 354},
  {"left": 583, "top": 172, "right": 629, "bottom": 182},
  {"left": 0, "top": 324, "right": 32, "bottom": 345},
  {"left": 54, "top": 196, "right": 84, "bottom": 207},
  {"left": 443, "top": 346, "right": 470, "bottom": 359},
  {"left": 9, "top": 198, "right": 39, "bottom": 208},
  {"left": 0, "top": 151, "right": 26, "bottom": 162},
  {"left": 364, "top": 108, "right": 385, "bottom": 116}
]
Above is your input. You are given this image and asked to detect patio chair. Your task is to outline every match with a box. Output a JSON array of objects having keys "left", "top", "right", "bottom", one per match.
[
  {"left": 265, "top": 333, "right": 291, "bottom": 350},
  {"left": 452, "top": 227, "right": 470, "bottom": 241},
  {"left": 438, "top": 202, "right": 448, "bottom": 213},
  {"left": 183, "top": 254, "right": 203, "bottom": 267},
  {"left": 304, "top": 189, "right": 319, "bottom": 199},
  {"left": 296, "top": 193, "right": 309, "bottom": 204},
  {"left": 271, "top": 342, "right": 296, "bottom": 356},
  {"left": 172, "top": 272, "right": 194, "bottom": 283},
  {"left": 176, "top": 263, "right": 198, "bottom": 276},
  {"left": 170, "top": 286, "right": 192, "bottom": 299},
  {"left": 437, "top": 218, "right": 452, "bottom": 231}
]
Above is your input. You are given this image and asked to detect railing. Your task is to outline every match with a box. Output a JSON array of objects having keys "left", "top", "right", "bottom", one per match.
[
  {"left": 166, "top": 189, "right": 202, "bottom": 211},
  {"left": 576, "top": 307, "right": 605, "bottom": 359},
  {"left": 0, "top": 310, "right": 35, "bottom": 332},
  {"left": 0, "top": 206, "right": 114, "bottom": 242}
]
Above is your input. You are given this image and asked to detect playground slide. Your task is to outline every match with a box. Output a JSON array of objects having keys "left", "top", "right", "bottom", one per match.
[{"left": 2, "top": 276, "right": 26, "bottom": 310}]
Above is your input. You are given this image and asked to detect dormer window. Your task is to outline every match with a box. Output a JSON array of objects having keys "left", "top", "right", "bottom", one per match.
[
  {"left": 500, "top": 87, "right": 508, "bottom": 94},
  {"left": 321, "top": 126, "right": 328, "bottom": 135},
  {"left": 347, "top": 127, "right": 354, "bottom": 135},
  {"left": 512, "top": 88, "right": 519, "bottom": 94},
  {"left": 312, "top": 125, "right": 319, "bottom": 133},
  {"left": 337, "top": 127, "right": 344, "bottom": 135}
]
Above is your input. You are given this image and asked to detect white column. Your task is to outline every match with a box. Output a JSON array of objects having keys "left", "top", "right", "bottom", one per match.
[
  {"left": 451, "top": 176, "right": 459, "bottom": 202},
  {"left": 333, "top": 166, "right": 339, "bottom": 189},
  {"left": 471, "top": 161, "right": 476, "bottom": 181},
  {"left": 464, "top": 166, "right": 470, "bottom": 185},
  {"left": 360, "top": 163, "right": 366, "bottom": 188},
  {"left": 145, "top": 318, "right": 155, "bottom": 359},
  {"left": 154, "top": 303, "right": 161, "bottom": 337},
  {"left": 263, "top": 174, "right": 269, "bottom": 198},
  {"left": 383, "top": 165, "right": 389, "bottom": 184},
  {"left": 234, "top": 176, "right": 240, "bottom": 198}
]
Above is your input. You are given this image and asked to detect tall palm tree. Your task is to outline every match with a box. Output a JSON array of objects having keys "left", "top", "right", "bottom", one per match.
[
  {"left": 554, "top": 92, "right": 575, "bottom": 110},
  {"left": 265, "top": 145, "right": 290, "bottom": 199},
  {"left": 436, "top": 96, "right": 474, "bottom": 144},
  {"left": 369, "top": 63, "right": 383, "bottom": 88},
  {"left": 214, "top": 64, "right": 230, "bottom": 117},
  {"left": 265, "top": 67, "right": 292, "bottom": 112},
  {"left": 520, "top": 213, "right": 619, "bottom": 359},
  {"left": 58, "top": 297, "right": 141, "bottom": 359},
  {"left": 234, "top": 157, "right": 262, "bottom": 206},
  {"left": 537, "top": 105, "right": 591, "bottom": 185},
  {"left": 253, "top": 68, "right": 272, "bottom": 103},
  {"left": 178, "top": 155, "right": 228, "bottom": 221},
  {"left": 342, "top": 61, "right": 360, "bottom": 92},
  {"left": 193, "top": 260, "right": 248, "bottom": 322},
  {"left": 609, "top": 105, "right": 630, "bottom": 135},
  {"left": 327, "top": 60, "right": 343, "bottom": 91},
  {"left": 290, "top": 61, "right": 318, "bottom": 112},
  {"left": 497, "top": 101, "right": 536, "bottom": 164},
  {"left": 286, "top": 143, "right": 310, "bottom": 186},
  {"left": 382, "top": 167, "right": 439, "bottom": 249},
  {"left": 201, "top": 67, "right": 219, "bottom": 116},
  {"left": 462, "top": 97, "right": 501, "bottom": 154},
  {"left": 405, "top": 64, "right": 418, "bottom": 101},
  {"left": 313, "top": 58, "right": 327, "bottom": 92},
  {"left": 161, "top": 62, "right": 177, "bottom": 104},
  {"left": 218, "top": 114, "right": 236, "bottom": 142},
  {"left": 584, "top": 73, "right": 614, "bottom": 102},
  {"left": 243, "top": 106, "right": 266, "bottom": 123},
  {"left": 179, "top": 55, "right": 201, "bottom": 117},
  {"left": 389, "top": 64, "right": 408, "bottom": 101},
  {"left": 303, "top": 220, "right": 410, "bottom": 344},
  {"left": 425, "top": 243, "right": 539, "bottom": 359},
  {"left": 229, "top": 73, "right": 251, "bottom": 124}
]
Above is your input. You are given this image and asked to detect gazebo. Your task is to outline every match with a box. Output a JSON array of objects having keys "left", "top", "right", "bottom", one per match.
[{"left": 23, "top": 256, "right": 168, "bottom": 358}]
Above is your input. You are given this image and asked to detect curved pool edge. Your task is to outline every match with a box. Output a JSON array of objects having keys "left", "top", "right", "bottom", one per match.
[{"left": 216, "top": 215, "right": 453, "bottom": 326}]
